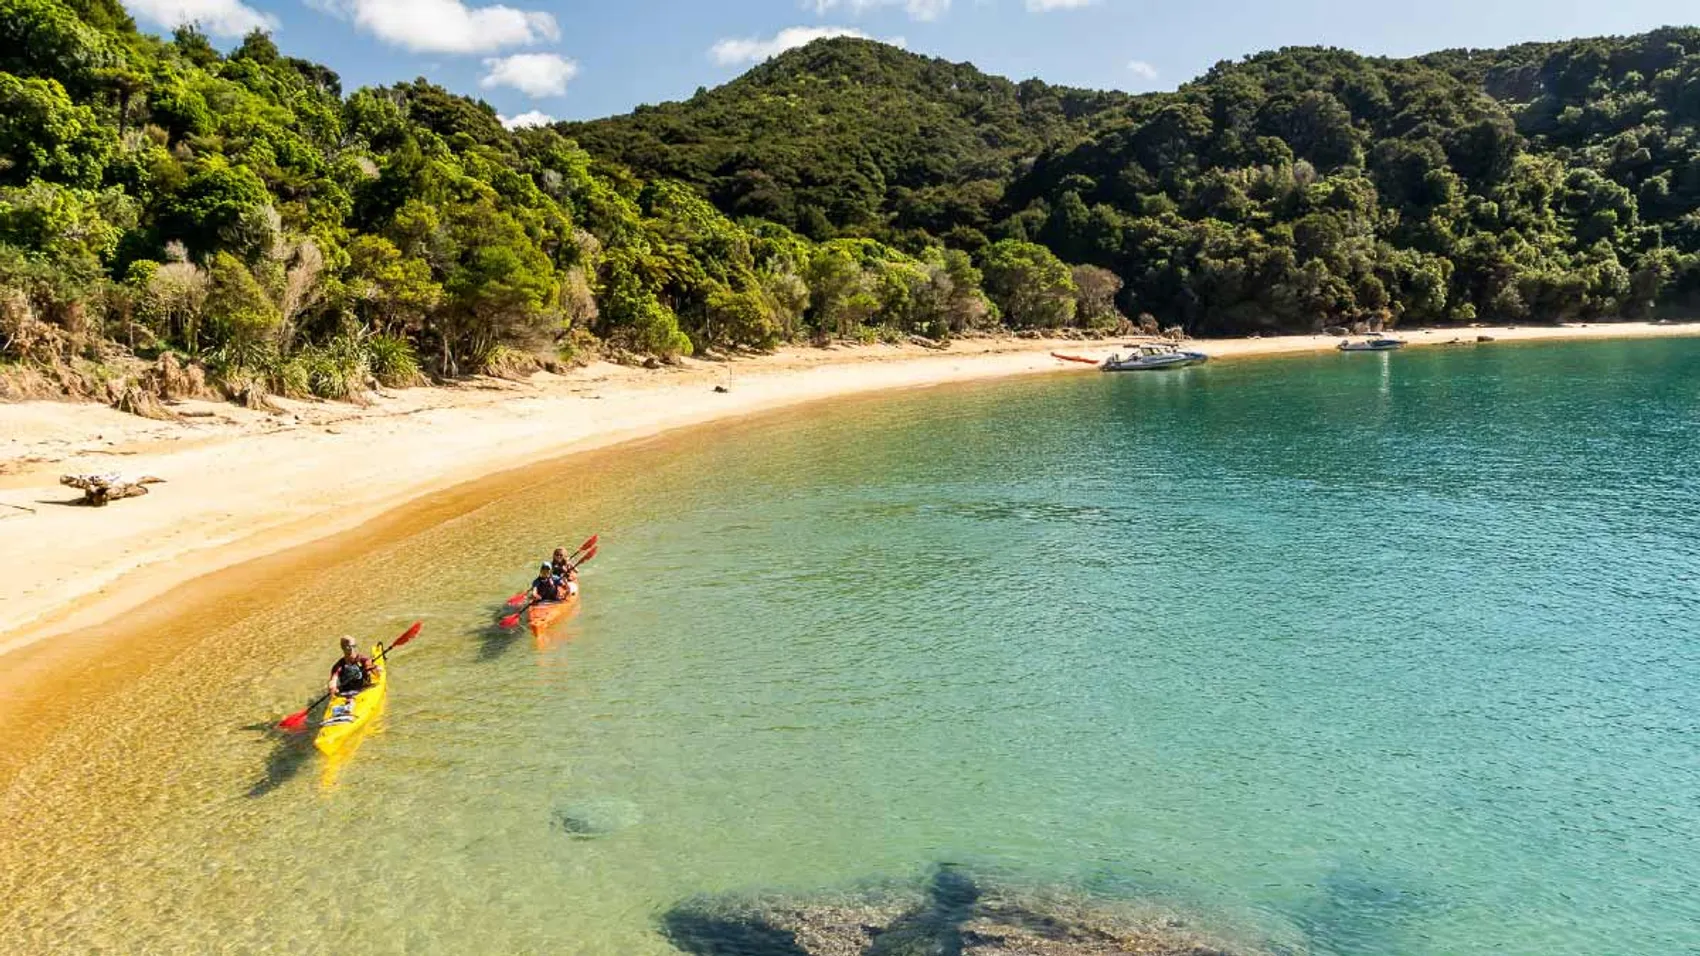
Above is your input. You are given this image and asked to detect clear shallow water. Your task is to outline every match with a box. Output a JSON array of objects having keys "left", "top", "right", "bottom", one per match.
[{"left": 2, "top": 339, "right": 1698, "bottom": 954}]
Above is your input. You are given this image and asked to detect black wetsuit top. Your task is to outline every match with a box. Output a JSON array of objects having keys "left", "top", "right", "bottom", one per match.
[
  {"left": 330, "top": 656, "right": 372, "bottom": 695},
  {"left": 533, "top": 575, "right": 564, "bottom": 602}
]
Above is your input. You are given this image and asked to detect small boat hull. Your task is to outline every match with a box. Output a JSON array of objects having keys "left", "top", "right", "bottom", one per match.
[
  {"left": 1339, "top": 339, "right": 1405, "bottom": 352},
  {"left": 1102, "top": 352, "right": 1208, "bottom": 371},
  {"left": 528, "top": 593, "right": 581, "bottom": 636},
  {"left": 314, "top": 643, "right": 388, "bottom": 756}
]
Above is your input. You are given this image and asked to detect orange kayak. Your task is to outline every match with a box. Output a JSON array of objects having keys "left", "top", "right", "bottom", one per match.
[
  {"left": 1051, "top": 352, "right": 1100, "bottom": 365},
  {"left": 527, "top": 592, "right": 581, "bottom": 636}
]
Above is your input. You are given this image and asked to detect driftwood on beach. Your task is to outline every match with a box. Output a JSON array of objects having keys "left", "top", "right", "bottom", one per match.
[{"left": 60, "top": 473, "right": 165, "bottom": 506}]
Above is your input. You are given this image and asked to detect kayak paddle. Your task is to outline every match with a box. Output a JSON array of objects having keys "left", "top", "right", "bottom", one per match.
[
  {"left": 499, "top": 545, "right": 597, "bottom": 629},
  {"left": 277, "top": 621, "right": 423, "bottom": 733},
  {"left": 504, "top": 534, "right": 599, "bottom": 606}
]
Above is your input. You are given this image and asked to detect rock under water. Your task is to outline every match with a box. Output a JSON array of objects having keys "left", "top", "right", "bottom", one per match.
[
  {"left": 552, "top": 797, "right": 643, "bottom": 839},
  {"left": 660, "top": 867, "right": 1271, "bottom": 956}
]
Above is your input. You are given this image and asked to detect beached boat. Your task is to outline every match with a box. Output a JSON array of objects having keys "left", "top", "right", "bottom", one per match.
[
  {"left": 314, "top": 642, "right": 388, "bottom": 755},
  {"left": 1339, "top": 337, "right": 1406, "bottom": 352},
  {"left": 528, "top": 592, "right": 581, "bottom": 636},
  {"left": 1101, "top": 344, "right": 1208, "bottom": 371},
  {"left": 1051, "top": 352, "right": 1101, "bottom": 365}
]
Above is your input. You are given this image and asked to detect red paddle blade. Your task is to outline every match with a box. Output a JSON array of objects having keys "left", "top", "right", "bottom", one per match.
[
  {"left": 278, "top": 709, "right": 311, "bottom": 733},
  {"left": 561, "top": 535, "right": 597, "bottom": 567},
  {"left": 505, "top": 591, "right": 527, "bottom": 607},
  {"left": 499, "top": 610, "right": 523, "bottom": 629},
  {"left": 389, "top": 621, "right": 423, "bottom": 651},
  {"left": 575, "top": 545, "right": 598, "bottom": 567}
]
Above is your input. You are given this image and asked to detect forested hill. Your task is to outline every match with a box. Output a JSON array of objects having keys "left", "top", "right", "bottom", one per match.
[
  {"left": 564, "top": 41, "right": 1130, "bottom": 240},
  {"left": 3, "top": 6, "right": 1700, "bottom": 410},
  {"left": 574, "top": 32, "right": 1700, "bottom": 333}
]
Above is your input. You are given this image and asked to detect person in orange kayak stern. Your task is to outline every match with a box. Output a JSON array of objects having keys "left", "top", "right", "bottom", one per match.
[
  {"left": 328, "top": 636, "right": 381, "bottom": 698},
  {"left": 529, "top": 563, "right": 566, "bottom": 604},
  {"left": 551, "top": 547, "right": 572, "bottom": 577}
]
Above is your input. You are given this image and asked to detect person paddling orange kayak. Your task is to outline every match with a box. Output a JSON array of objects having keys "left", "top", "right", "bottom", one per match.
[
  {"left": 527, "top": 563, "right": 567, "bottom": 604},
  {"left": 499, "top": 539, "right": 597, "bottom": 629}
]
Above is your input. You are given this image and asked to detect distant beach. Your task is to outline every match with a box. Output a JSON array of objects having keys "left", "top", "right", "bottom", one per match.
[{"left": 2, "top": 321, "right": 1697, "bottom": 660}]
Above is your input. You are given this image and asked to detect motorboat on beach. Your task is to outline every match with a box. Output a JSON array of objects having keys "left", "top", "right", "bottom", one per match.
[
  {"left": 1338, "top": 337, "right": 1406, "bottom": 352},
  {"left": 1101, "top": 343, "right": 1209, "bottom": 371}
]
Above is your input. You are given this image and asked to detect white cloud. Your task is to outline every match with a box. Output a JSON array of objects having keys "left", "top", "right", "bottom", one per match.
[
  {"left": 1025, "top": 0, "right": 1096, "bottom": 10},
  {"left": 500, "top": 110, "right": 557, "bottom": 129},
  {"left": 710, "top": 26, "right": 906, "bottom": 66},
  {"left": 123, "top": 0, "right": 275, "bottom": 36},
  {"left": 309, "top": 0, "right": 558, "bottom": 54},
  {"left": 1127, "top": 59, "right": 1158, "bottom": 80},
  {"left": 806, "top": 0, "right": 950, "bottom": 21},
  {"left": 482, "top": 53, "right": 579, "bottom": 97}
]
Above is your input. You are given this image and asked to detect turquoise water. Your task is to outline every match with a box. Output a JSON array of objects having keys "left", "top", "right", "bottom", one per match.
[{"left": 2, "top": 339, "right": 1698, "bottom": 953}]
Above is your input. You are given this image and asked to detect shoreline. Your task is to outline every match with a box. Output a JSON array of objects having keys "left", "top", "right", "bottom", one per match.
[{"left": 2, "top": 321, "right": 1697, "bottom": 661}]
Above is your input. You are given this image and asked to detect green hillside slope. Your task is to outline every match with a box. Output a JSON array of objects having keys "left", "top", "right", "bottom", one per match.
[{"left": 4, "top": 5, "right": 1699, "bottom": 406}]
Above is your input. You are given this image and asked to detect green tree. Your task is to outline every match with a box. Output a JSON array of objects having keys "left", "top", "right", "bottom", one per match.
[
  {"left": 344, "top": 234, "right": 441, "bottom": 333},
  {"left": 202, "top": 252, "right": 280, "bottom": 354},
  {"left": 981, "top": 240, "right": 1077, "bottom": 328},
  {"left": 0, "top": 0, "right": 113, "bottom": 91},
  {"left": 159, "top": 163, "right": 273, "bottom": 259},
  {"left": 0, "top": 74, "right": 116, "bottom": 187}
]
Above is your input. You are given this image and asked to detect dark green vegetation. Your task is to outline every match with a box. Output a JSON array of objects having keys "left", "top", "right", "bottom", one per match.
[
  {"left": 0, "top": 0, "right": 1009, "bottom": 403},
  {"left": 573, "top": 30, "right": 1700, "bottom": 334},
  {"left": 3, "top": 2, "right": 1699, "bottom": 404}
]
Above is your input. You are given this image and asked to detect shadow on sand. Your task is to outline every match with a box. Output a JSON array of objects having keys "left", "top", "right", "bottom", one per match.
[
  {"left": 245, "top": 725, "right": 315, "bottom": 798},
  {"left": 475, "top": 600, "right": 530, "bottom": 663}
]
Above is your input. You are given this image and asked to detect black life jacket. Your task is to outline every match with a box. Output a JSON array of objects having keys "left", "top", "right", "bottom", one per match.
[{"left": 335, "top": 659, "right": 369, "bottom": 693}]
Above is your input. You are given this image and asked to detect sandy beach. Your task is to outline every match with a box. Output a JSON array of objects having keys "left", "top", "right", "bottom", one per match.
[{"left": 2, "top": 321, "right": 1696, "bottom": 660}]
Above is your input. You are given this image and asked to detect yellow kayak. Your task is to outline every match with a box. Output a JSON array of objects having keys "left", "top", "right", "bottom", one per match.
[{"left": 314, "top": 643, "right": 388, "bottom": 755}]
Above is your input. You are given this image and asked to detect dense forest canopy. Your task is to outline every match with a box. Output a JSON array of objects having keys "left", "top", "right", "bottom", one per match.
[
  {"left": 575, "top": 30, "right": 1700, "bottom": 335},
  {"left": 3, "top": 1, "right": 1699, "bottom": 404}
]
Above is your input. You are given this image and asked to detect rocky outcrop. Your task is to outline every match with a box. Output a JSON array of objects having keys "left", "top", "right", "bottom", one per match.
[{"left": 661, "top": 867, "right": 1268, "bottom": 956}]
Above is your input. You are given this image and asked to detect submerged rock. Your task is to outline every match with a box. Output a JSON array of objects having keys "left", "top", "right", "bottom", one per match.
[
  {"left": 661, "top": 867, "right": 1268, "bottom": 956},
  {"left": 552, "top": 797, "right": 642, "bottom": 839}
]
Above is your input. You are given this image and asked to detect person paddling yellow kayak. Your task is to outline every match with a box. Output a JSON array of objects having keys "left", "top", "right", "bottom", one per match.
[
  {"left": 327, "top": 635, "right": 382, "bottom": 699},
  {"left": 315, "top": 635, "right": 392, "bottom": 755}
]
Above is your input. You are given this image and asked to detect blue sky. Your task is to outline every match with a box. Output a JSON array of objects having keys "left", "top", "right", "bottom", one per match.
[{"left": 121, "top": 0, "right": 1698, "bottom": 126}]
